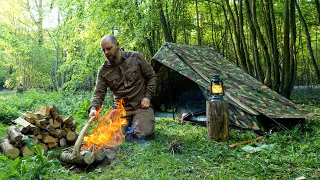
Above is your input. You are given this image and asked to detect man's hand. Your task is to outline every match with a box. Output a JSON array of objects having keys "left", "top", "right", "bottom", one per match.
[
  {"left": 140, "top": 98, "right": 150, "bottom": 109},
  {"left": 89, "top": 110, "right": 97, "bottom": 118}
]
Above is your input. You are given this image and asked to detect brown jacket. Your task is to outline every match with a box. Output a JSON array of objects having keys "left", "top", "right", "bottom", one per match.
[{"left": 89, "top": 51, "right": 157, "bottom": 111}]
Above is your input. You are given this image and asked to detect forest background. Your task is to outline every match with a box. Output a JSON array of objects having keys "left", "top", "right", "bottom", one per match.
[{"left": 0, "top": 0, "right": 320, "bottom": 99}]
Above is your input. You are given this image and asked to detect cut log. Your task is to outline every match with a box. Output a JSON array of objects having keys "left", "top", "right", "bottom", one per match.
[
  {"left": 46, "top": 124, "right": 56, "bottom": 136},
  {"left": 35, "top": 106, "right": 51, "bottom": 116},
  {"left": 66, "top": 131, "right": 77, "bottom": 142},
  {"left": 38, "top": 143, "right": 48, "bottom": 151},
  {"left": 94, "top": 148, "right": 106, "bottom": 161},
  {"left": 206, "top": 100, "right": 229, "bottom": 142},
  {"left": 14, "top": 117, "right": 37, "bottom": 134},
  {"left": 26, "top": 111, "right": 43, "bottom": 120},
  {"left": 63, "top": 116, "right": 74, "bottom": 124},
  {"left": 7, "top": 126, "right": 24, "bottom": 145},
  {"left": 42, "top": 135, "right": 58, "bottom": 143},
  {"left": 48, "top": 142, "right": 58, "bottom": 148},
  {"left": 54, "top": 129, "right": 67, "bottom": 139},
  {"left": 49, "top": 119, "right": 61, "bottom": 128},
  {"left": 21, "top": 113, "right": 35, "bottom": 123},
  {"left": 27, "top": 135, "right": 39, "bottom": 145},
  {"left": 56, "top": 115, "right": 64, "bottom": 123},
  {"left": 60, "top": 150, "right": 95, "bottom": 165},
  {"left": 35, "top": 119, "right": 50, "bottom": 128},
  {"left": 63, "top": 128, "right": 72, "bottom": 132},
  {"left": 60, "top": 116, "right": 95, "bottom": 164},
  {"left": 59, "top": 137, "right": 67, "bottom": 147},
  {"left": 37, "top": 134, "right": 43, "bottom": 140},
  {"left": 105, "top": 148, "right": 117, "bottom": 160},
  {"left": 0, "top": 138, "right": 20, "bottom": 159},
  {"left": 21, "top": 145, "right": 34, "bottom": 157},
  {"left": 50, "top": 106, "right": 59, "bottom": 119}
]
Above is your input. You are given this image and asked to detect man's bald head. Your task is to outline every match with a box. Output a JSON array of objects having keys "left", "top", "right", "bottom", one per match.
[{"left": 100, "top": 34, "right": 117, "bottom": 45}]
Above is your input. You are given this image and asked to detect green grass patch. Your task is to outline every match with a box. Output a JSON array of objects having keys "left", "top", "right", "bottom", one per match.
[{"left": 0, "top": 89, "right": 319, "bottom": 179}]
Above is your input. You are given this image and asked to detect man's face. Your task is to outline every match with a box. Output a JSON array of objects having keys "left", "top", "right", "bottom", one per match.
[{"left": 101, "top": 40, "right": 119, "bottom": 62}]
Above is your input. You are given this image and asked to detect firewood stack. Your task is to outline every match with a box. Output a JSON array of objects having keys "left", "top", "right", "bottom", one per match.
[{"left": 0, "top": 106, "right": 78, "bottom": 159}]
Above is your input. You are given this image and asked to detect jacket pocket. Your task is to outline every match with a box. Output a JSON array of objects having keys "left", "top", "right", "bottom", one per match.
[{"left": 106, "top": 74, "right": 122, "bottom": 91}]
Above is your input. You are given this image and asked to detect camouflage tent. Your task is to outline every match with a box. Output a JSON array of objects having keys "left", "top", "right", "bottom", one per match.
[{"left": 152, "top": 42, "right": 315, "bottom": 134}]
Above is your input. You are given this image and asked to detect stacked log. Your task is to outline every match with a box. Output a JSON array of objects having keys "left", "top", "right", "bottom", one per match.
[{"left": 0, "top": 106, "right": 78, "bottom": 159}]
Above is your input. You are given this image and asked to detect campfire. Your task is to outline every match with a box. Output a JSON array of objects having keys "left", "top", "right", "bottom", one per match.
[{"left": 60, "top": 99, "right": 127, "bottom": 165}]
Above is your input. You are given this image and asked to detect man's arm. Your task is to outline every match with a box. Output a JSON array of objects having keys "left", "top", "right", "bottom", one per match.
[{"left": 88, "top": 68, "right": 108, "bottom": 117}]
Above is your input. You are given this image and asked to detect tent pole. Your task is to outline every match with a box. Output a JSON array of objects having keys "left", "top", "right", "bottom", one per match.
[{"left": 167, "top": 67, "right": 175, "bottom": 120}]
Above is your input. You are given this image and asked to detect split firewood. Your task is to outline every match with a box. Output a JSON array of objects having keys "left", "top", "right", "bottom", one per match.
[
  {"left": 37, "top": 134, "right": 43, "bottom": 140},
  {"left": 0, "top": 138, "right": 20, "bottom": 159},
  {"left": 63, "top": 127, "right": 72, "bottom": 132},
  {"left": 21, "top": 113, "right": 35, "bottom": 123},
  {"left": 54, "top": 129, "right": 67, "bottom": 139},
  {"left": 46, "top": 124, "right": 56, "bottom": 136},
  {"left": 48, "top": 142, "right": 58, "bottom": 148},
  {"left": 26, "top": 111, "right": 43, "bottom": 120},
  {"left": 38, "top": 143, "right": 48, "bottom": 151},
  {"left": 59, "top": 137, "right": 67, "bottom": 147},
  {"left": 42, "top": 134, "right": 58, "bottom": 143},
  {"left": 35, "top": 119, "right": 50, "bottom": 128},
  {"left": 27, "top": 135, "right": 39, "bottom": 145},
  {"left": 35, "top": 106, "right": 51, "bottom": 116},
  {"left": 49, "top": 106, "right": 59, "bottom": 119},
  {"left": 63, "top": 116, "right": 74, "bottom": 124},
  {"left": 49, "top": 119, "right": 60, "bottom": 129},
  {"left": 56, "top": 115, "right": 64, "bottom": 123},
  {"left": 31, "top": 127, "right": 41, "bottom": 135},
  {"left": 7, "top": 126, "right": 25, "bottom": 147},
  {"left": 14, "top": 117, "right": 37, "bottom": 134},
  {"left": 66, "top": 131, "right": 77, "bottom": 142},
  {"left": 21, "top": 145, "right": 34, "bottom": 157}
]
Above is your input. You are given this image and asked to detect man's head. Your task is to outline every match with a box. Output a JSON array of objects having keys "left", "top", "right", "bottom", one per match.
[{"left": 100, "top": 34, "right": 120, "bottom": 63}]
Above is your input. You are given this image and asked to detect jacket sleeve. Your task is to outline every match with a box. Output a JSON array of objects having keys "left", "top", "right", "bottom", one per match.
[
  {"left": 88, "top": 67, "right": 108, "bottom": 112},
  {"left": 137, "top": 53, "right": 157, "bottom": 101}
]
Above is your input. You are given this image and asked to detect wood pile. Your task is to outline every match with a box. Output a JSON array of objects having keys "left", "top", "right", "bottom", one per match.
[{"left": 0, "top": 106, "right": 78, "bottom": 159}]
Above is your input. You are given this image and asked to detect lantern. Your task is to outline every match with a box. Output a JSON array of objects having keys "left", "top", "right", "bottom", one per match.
[{"left": 210, "top": 74, "right": 224, "bottom": 101}]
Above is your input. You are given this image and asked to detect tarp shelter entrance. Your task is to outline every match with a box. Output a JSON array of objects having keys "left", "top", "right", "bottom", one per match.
[{"left": 151, "top": 42, "right": 314, "bottom": 134}]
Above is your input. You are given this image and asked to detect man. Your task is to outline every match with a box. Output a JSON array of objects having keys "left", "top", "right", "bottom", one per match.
[{"left": 88, "top": 34, "right": 157, "bottom": 141}]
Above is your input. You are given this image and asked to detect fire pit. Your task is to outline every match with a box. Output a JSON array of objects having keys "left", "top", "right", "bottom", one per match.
[{"left": 60, "top": 100, "right": 127, "bottom": 165}]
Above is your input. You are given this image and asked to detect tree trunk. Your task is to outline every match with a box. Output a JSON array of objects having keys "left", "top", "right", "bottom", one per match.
[
  {"left": 316, "top": 0, "right": 320, "bottom": 25},
  {"left": 225, "top": 0, "right": 248, "bottom": 73},
  {"left": 195, "top": 0, "right": 202, "bottom": 45},
  {"left": 245, "top": 0, "right": 264, "bottom": 82},
  {"left": 296, "top": 1, "right": 320, "bottom": 84},
  {"left": 239, "top": 0, "right": 254, "bottom": 76},
  {"left": 157, "top": 0, "right": 172, "bottom": 42},
  {"left": 251, "top": 0, "right": 272, "bottom": 88},
  {"left": 281, "top": 0, "right": 291, "bottom": 98},
  {"left": 268, "top": 0, "right": 280, "bottom": 92}
]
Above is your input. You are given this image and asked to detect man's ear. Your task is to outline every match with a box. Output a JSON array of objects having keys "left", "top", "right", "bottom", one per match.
[{"left": 116, "top": 41, "right": 120, "bottom": 47}]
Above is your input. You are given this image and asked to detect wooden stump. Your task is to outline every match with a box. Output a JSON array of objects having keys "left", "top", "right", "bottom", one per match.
[{"left": 206, "top": 100, "right": 229, "bottom": 142}]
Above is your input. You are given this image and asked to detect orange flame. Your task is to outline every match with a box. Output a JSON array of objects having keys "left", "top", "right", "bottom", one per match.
[{"left": 82, "top": 99, "right": 127, "bottom": 150}]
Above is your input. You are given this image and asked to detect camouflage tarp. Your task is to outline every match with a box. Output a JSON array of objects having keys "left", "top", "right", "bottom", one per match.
[{"left": 152, "top": 42, "right": 316, "bottom": 132}]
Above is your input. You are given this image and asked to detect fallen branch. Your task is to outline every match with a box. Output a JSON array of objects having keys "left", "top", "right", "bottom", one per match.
[{"left": 226, "top": 136, "right": 264, "bottom": 149}]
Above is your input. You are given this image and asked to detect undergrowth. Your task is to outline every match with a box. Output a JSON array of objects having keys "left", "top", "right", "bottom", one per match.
[{"left": 0, "top": 89, "right": 319, "bottom": 179}]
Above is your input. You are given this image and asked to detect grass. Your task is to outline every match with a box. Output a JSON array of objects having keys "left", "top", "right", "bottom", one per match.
[{"left": 0, "top": 89, "right": 319, "bottom": 179}]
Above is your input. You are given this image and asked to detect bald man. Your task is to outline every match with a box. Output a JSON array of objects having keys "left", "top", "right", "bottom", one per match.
[{"left": 88, "top": 35, "right": 157, "bottom": 141}]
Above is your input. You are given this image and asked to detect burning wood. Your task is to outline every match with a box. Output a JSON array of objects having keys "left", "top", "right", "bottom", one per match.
[
  {"left": 60, "top": 100, "right": 126, "bottom": 165},
  {"left": 0, "top": 106, "right": 78, "bottom": 158}
]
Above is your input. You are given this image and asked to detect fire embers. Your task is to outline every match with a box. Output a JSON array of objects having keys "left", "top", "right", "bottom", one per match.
[{"left": 83, "top": 99, "right": 127, "bottom": 151}]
